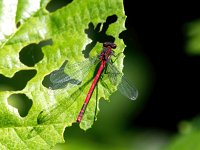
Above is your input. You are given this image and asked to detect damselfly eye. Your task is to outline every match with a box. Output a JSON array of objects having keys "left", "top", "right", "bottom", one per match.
[
  {"left": 103, "top": 42, "right": 117, "bottom": 49},
  {"left": 111, "top": 43, "right": 117, "bottom": 49}
]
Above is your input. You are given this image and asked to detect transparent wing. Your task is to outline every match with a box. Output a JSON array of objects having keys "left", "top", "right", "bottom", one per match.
[
  {"left": 38, "top": 58, "right": 99, "bottom": 124},
  {"left": 107, "top": 63, "right": 138, "bottom": 100},
  {"left": 38, "top": 58, "right": 100, "bottom": 124},
  {"left": 50, "top": 57, "right": 98, "bottom": 89},
  {"left": 37, "top": 84, "right": 85, "bottom": 124}
]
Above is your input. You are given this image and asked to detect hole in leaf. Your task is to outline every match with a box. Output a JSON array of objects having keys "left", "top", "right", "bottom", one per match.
[
  {"left": 42, "top": 60, "right": 80, "bottom": 90},
  {"left": 83, "top": 15, "right": 117, "bottom": 58},
  {"left": 0, "top": 70, "right": 37, "bottom": 91},
  {"left": 46, "top": 0, "right": 72, "bottom": 12},
  {"left": 19, "top": 39, "right": 53, "bottom": 67},
  {"left": 8, "top": 94, "right": 33, "bottom": 117},
  {"left": 16, "top": 21, "right": 21, "bottom": 28}
]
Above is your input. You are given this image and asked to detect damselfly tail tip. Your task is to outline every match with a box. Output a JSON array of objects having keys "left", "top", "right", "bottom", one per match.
[
  {"left": 76, "top": 117, "right": 82, "bottom": 123},
  {"left": 76, "top": 119, "right": 81, "bottom": 123}
]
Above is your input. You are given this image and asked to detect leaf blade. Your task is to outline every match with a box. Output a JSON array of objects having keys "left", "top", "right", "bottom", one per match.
[{"left": 0, "top": 0, "right": 127, "bottom": 148}]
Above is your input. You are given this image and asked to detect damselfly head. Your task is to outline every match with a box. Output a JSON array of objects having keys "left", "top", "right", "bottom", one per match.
[{"left": 103, "top": 42, "right": 117, "bottom": 49}]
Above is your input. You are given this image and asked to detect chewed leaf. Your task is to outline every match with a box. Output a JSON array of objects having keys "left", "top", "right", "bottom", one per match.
[{"left": 0, "top": 0, "right": 127, "bottom": 149}]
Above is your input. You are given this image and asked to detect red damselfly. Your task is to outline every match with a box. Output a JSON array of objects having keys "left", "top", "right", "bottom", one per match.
[{"left": 38, "top": 42, "right": 138, "bottom": 124}]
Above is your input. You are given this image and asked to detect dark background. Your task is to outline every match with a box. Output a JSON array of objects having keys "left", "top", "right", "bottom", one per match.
[{"left": 123, "top": 1, "right": 200, "bottom": 132}]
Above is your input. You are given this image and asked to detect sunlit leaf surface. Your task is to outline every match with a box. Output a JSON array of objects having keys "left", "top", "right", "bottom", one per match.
[{"left": 0, "top": 0, "right": 126, "bottom": 149}]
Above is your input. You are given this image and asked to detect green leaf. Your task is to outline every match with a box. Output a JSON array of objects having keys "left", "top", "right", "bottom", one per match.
[
  {"left": 165, "top": 117, "right": 200, "bottom": 150},
  {"left": 185, "top": 19, "right": 200, "bottom": 55},
  {"left": 0, "top": 0, "right": 126, "bottom": 149}
]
